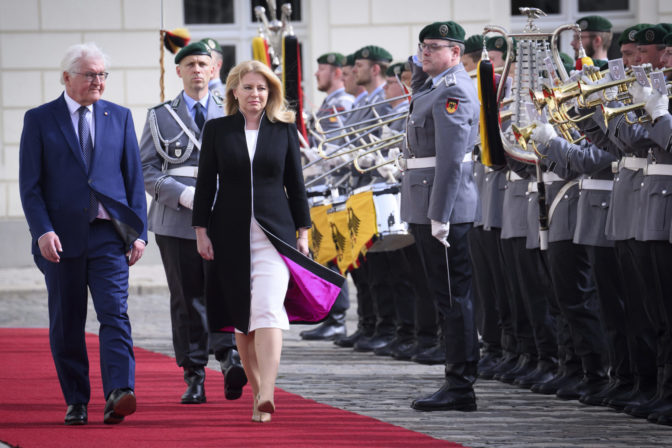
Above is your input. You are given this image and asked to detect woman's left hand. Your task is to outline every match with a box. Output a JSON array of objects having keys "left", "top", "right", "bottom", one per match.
[{"left": 297, "top": 227, "right": 310, "bottom": 257}]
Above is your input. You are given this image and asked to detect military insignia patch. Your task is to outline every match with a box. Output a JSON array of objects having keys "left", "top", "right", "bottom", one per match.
[
  {"left": 579, "top": 20, "right": 588, "bottom": 30},
  {"left": 646, "top": 30, "right": 655, "bottom": 42},
  {"left": 628, "top": 30, "right": 637, "bottom": 41},
  {"left": 327, "top": 54, "right": 335, "bottom": 64},
  {"left": 445, "top": 98, "right": 459, "bottom": 114},
  {"left": 439, "top": 24, "right": 449, "bottom": 36},
  {"left": 362, "top": 49, "right": 370, "bottom": 58},
  {"left": 207, "top": 39, "right": 216, "bottom": 49},
  {"left": 495, "top": 37, "right": 504, "bottom": 49}
]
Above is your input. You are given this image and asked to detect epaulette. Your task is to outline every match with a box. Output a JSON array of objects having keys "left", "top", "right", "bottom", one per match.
[
  {"left": 170, "top": 96, "right": 181, "bottom": 109},
  {"left": 212, "top": 91, "right": 224, "bottom": 105},
  {"left": 441, "top": 73, "right": 457, "bottom": 87},
  {"left": 149, "top": 100, "right": 171, "bottom": 110}
]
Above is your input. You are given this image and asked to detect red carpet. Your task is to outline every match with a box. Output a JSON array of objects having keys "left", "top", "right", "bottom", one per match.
[{"left": 0, "top": 329, "right": 463, "bottom": 447}]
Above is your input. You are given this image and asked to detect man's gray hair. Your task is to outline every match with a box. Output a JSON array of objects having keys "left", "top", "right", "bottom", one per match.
[{"left": 60, "top": 42, "right": 110, "bottom": 85}]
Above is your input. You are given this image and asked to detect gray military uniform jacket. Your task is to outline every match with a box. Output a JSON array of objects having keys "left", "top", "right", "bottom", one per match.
[
  {"left": 139, "top": 92, "right": 225, "bottom": 240},
  {"left": 400, "top": 63, "right": 479, "bottom": 225},
  {"left": 310, "top": 87, "right": 354, "bottom": 146},
  {"left": 500, "top": 160, "right": 531, "bottom": 240}
]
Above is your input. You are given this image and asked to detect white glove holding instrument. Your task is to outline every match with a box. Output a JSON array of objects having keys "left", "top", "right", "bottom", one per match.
[
  {"left": 431, "top": 220, "right": 450, "bottom": 248},
  {"left": 530, "top": 123, "right": 557, "bottom": 147},
  {"left": 628, "top": 82, "right": 652, "bottom": 105},
  {"left": 179, "top": 186, "right": 195, "bottom": 210},
  {"left": 644, "top": 89, "right": 670, "bottom": 121}
]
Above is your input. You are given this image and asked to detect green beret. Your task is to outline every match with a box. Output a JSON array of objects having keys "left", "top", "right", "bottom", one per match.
[
  {"left": 665, "top": 32, "right": 672, "bottom": 47},
  {"left": 385, "top": 62, "right": 408, "bottom": 77},
  {"left": 618, "top": 24, "right": 651, "bottom": 46},
  {"left": 344, "top": 53, "right": 355, "bottom": 67},
  {"left": 634, "top": 24, "right": 668, "bottom": 45},
  {"left": 175, "top": 41, "right": 211, "bottom": 64},
  {"left": 464, "top": 35, "right": 482, "bottom": 54},
  {"left": 559, "top": 52, "right": 574, "bottom": 74},
  {"left": 486, "top": 36, "right": 507, "bottom": 57},
  {"left": 660, "top": 23, "right": 672, "bottom": 33},
  {"left": 576, "top": 15, "right": 613, "bottom": 32},
  {"left": 419, "top": 21, "right": 465, "bottom": 43},
  {"left": 200, "top": 38, "right": 222, "bottom": 54},
  {"left": 354, "top": 45, "right": 392, "bottom": 63},
  {"left": 317, "top": 52, "right": 346, "bottom": 67}
]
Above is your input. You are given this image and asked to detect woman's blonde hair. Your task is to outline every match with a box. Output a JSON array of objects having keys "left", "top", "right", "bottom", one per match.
[{"left": 225, "top": 60, "right": 295, "bottom": 124}]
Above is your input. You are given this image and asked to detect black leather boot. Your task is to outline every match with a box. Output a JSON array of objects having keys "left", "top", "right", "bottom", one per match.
[
  {"left": 557, "top": 355, "right": 608, "bottom": 400},
  {"left": 530, "top": 361, "right": 582, "bottom": 395},
  {"left": 300, "top": 313, "right": 347, "bottom": 341},
  {"left": 605, "top": 375, "right": 656, "bottom": 410},
  {"left": 480, "top": 352, "right": 518, "bottom": 380},
  {"left": 514, "top": 358, "right": 557, "bottom": 389},
  {"left": 645, "top": 364, "right": 672, "bottom": 422},
  {"left": 410, "top": 342, "right": 445, "bottom": 365},
  {"left": 411, "top": 363, "right": 477, "bottom": 412},
  {"left": 334, "top": 328, "right": 370, "bottom": 348},
  {"left": 580, "top": 376, "right": 630, "bottom": 406},
  {"left": 495, "top": 353, "right": 536, "bottom": 384},
  {"left": 625, "top": 366, "right": 665, "bottom": 418},
  {"left": 219, "top": 348, "right": 247, "bottom": 400},
  {"left": 181, "top": 367, "right": 206, "bottom": 404}
]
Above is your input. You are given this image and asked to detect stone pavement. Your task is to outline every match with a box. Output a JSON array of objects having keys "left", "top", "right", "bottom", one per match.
[{"left": 1, "top": 265, "right": 670, "bottom": 447}]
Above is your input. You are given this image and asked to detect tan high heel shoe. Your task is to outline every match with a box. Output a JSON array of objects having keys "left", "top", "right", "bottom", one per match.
[
  {"left": 252, "top": 395, "right": 271, "bottom": 423},
  {"left": 256, "top": 393, "right": 275, "bottom": 414}
]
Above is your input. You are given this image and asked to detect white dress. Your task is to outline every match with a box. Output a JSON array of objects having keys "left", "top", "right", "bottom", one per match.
[{"left": 235, "top": 129, "right": 290, "bottom": 333}]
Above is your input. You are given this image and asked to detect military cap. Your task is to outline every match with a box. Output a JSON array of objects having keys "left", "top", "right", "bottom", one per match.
[
  {"left": 385, "top": 62, "right": 409, "bottom": 77},
  {"left": 464, "top": 35, "right": 483, "bottom": 54},
  {"left": 354, "top": 45, "right": 393, "bottom": 63},
  {"left": 344, "top": 53, "right": 356, "bottom": 67},
  {"left": 665, "top": 32, "right": 672, "bottom": 47},
  {"left": 618, "top": 24, "right": 651, "bottom": 46},
  {"left": 174, "top": 41, "right": 211, "bottom": 64},
  {"left": 486, "top": 36, "right": 508, "bottom": 57},
  {"left": 317, "top": 52, "right": 346, "bottom": 67},
  {"left": 559, "top": 52, "right": 574, "bottom": 75},
  {"left": 634, "top": 24, "right": 668, "bottom": 45},
  {"left": 660, "top": 23, "right": 672, "bottom": 33},
  {"left": 576, "top": 15, "right": 613, "bottom": 32},
  {"left": 419, "top": 21, "right": 465, "bottom": 43},
  {"left": 200, "top": 38, "right": 223, "bottom": 54}
]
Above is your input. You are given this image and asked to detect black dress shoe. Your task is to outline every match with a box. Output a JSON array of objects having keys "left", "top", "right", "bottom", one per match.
[
  {"left": 103, "top": 388, "right": 136, "bottom": 425},
  {"left": 300, "top": 314, "right": 347, "bottom": 341},
  {"left": 181, "top": 368, "right": 206, "bottom": 404},
  {"left": 64, "top": 403, "right": 87, "bottom": 425},
  {"left": 354, "top": 334, "right": 394, "bottom": 352},
  {"left": 514, "top": 360, "right": 557, "bottom": 389},
  {"left": 220, "top": 349, "right": 248, "bottom": 400},
  {"left": 411, "top": 386, "right": 477, "bottom": 412},
  {"left": 477, "top": 351, "right": 501, "bottom": 375},
  {"left": 393, "top": 342, "right": 433, "bottom": 361},
  {"left": 496, "top": 354, "right": 535, "bottom": 384},
  {"left": 606, "top": 383, "right": 655, "bottom": 410},
  {"left": 410, "top": 344, "right": 445, "bottom": 365},
  {"left": 530, "top": 364, "right": 582, "bottom": 395},
  {"left": 334, "top": 329, "right": 369, "bottom": 348},
  {"left": 556, "top": 374, "right": 609, "bottom": 401},
  {"left": 580, "top": 378, "right": 631, "bottom": 406},
  {"left": 480, "top": 353, "right": 517, "bottom": 380}
]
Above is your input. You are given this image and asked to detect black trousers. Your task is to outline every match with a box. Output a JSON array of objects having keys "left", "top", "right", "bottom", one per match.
[
  {"left": 366, "top": 252, "right": 399, "bottom": 337},
  {"left": 402, "top": 242, "right": 438, "bottom": 346},
  {"left": 327, "top": 261, "right": 350, "bottom": 314},
  {"left": 547, "top": 241, "right": 605, "bottom": 369},
  {"left": 155, "top": 235, "right": 235, "bottom": 367},
  {"left": 587, "top": 245, "right": 630, "bottom": 380},
  {"left": 409, "top": 223, "right": 479, "bottom": 364},
  {"left": 649, "top": 241, "right": 672, "bottom": 364},
  {"left": 350, "top": 261, "right": 376, "bottom": 335},
  {"left": 385, "top": 247, "right": 418, "bottom": 340},
  {"left": 614, "top": 240, "right": 657, "bottom": 383}
]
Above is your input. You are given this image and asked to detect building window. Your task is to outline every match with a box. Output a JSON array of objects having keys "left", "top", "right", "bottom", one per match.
[
  {"left": 579, "top": 0, "right": 629, "bottom": 12},
  {"left": 511, "top": 0, "right": 560, "bottom": 15},
  {"left": 218, "top": 45, "right": 237, "bottom": 82},
  {"left": 184, "top": 0, "right": 235, "bottom": 24},
  {"left": 250, "top": 0, "right": 301, "bottom": 22}
]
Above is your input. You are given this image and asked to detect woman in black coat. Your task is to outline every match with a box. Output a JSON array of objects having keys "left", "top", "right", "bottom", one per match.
[{"left": 192, "top": 60, "right": 343, "bottom": 423}]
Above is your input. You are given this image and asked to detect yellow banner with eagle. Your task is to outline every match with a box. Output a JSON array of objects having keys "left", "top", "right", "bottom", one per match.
[
  {"left": 345, "top": 190, "right": 378, "bottom": 261},
  {"left": 308, "top": 204, "right": 337, "bottom": 266}
]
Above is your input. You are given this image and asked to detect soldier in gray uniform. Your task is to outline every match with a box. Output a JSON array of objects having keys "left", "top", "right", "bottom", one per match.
[
  {"left": 139, "top": 42, "right": 246, "bottom": 404},
  {"left": 400, "top": 21, "right": 480, "bottom": 411},
  {"left": 200, "top": 38, "right": 226, "bottom": 103}
]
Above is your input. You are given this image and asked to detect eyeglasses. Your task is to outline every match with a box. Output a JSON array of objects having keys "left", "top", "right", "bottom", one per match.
[
  {"left": 418, "top": 43, "right": 453, "bottom": 52},
  {"left": 74, "top": 72, "right": 109, "bottom": 82}
]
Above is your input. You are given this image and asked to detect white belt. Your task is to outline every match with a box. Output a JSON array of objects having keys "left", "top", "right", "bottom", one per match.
[
  {"left": 507, "top": 170, "right": 523, "bottom": 181},
  {"left": 618, "top": 157, "right": 648, "bottom": 172},
  {"left": 579, "top": 178, "right": 613, "bottom": 191},
  {"left": 165, "top": 166, "right": 199, "bottom": 178},
  {"left": 405, "top": 152, "right": 471, "bottom": 169},
  {"left": 645, "top": 163, "right": 672, "bottom": 176},
  {"left": 483, "top": 166, "right": 494, "bottom": 173},
  {"left": 528, "top": 182, "right": 538, "bottom": 193}
]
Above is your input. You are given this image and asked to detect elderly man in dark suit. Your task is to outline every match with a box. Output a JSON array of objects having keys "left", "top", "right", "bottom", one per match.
[
  {"left": 400, "top": 21, "right": 480, "bottom": 412},
  {"left": 19, "top": 42, "right": 147, "bottom": 425},
  {"left": 139, "top": 41, "right": 246, "bottom": 404}
]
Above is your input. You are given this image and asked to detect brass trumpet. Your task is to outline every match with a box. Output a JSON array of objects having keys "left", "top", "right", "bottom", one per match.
[
  {"left": 352, "top": 134, "right": 405, "bottom": 174},
  {"left": 601, "top": 94, "right": 672, "bottom": 129}
]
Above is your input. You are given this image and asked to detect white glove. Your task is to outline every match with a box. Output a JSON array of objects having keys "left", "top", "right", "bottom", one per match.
[
  {"left": 301, "top": 146, "right": 320, "bottom": 163},
  {"left": 628, "top": 82, "right": 652, "bottom": 105},
  {"left": 530, "top": 123, "right": 557, "bottom": 146},
  {"left": 179, "top": 186, "right": 195, "bottom": 210},
  {"left": 431, "top": 220, "right": 450, "bottom": 247},
  {"left": 357, "top": 152, "right": 376, "bottom": 168},
  {"left": 644, "top": 90, "right": 670, "bottom": 121}
]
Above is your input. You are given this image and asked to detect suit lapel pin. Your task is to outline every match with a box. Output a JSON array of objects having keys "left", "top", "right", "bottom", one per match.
[{"left": 104, "top": 111, "right": 108, "bottom": 116}]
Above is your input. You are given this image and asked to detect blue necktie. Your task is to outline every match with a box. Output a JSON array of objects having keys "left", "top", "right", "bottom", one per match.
[
  {"left": 194, "top": 103, "right": 205, "bottom": 131},
  {"left": 78, "top": 106, "right": 98, "bottom": 221}
]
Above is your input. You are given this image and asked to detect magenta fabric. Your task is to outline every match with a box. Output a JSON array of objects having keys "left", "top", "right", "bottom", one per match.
[{"left": 280, "top": 254, "right": 342, "bottom": 323}]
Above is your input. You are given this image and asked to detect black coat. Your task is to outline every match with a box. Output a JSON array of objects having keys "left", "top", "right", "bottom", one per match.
[{"left": 193, "top": 111, "right": 326, "bottom": 333}]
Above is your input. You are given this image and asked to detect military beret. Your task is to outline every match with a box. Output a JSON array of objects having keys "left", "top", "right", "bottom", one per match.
[
  {"left": 464, "top": 35, "right": 482, "bottom": 54},
  {"left": 317, "top": 52, "right": 346, "bottom": 67},
  {"left": 634, "top": 24, "right": 668, "bottom": 45},
  {"left": 559, "top": 52, "right": 575, "bottom": 75},
  {"left": 174, "top": 41, "right": 211, "bottom": 64},
  {"left": 385, "top": 62, "right": 409, "bottom": 77},
  {"left": 344, "top": 53, "right": 356, "bottom": 67},
  {"left": 618, "top": 24, "right": 651, "bottom": 46},
  {"left": 660, "top": 23, "right": 672, "bottom": 33},
  {"left": 419, "top": 21, "right": 465, "bottom": 43},
  {"left": 200, "top": 38, "right": 223, "bottom": 54},
  {"left": 354, "top": 45, "right": 393, "bottom": 63},
  {"left": 486, "top": 36, "right": 508, "bottom": 57},
  {"left": 576, "top": 15, "right": 613, "bottom": 32},
  {"left": 665, "top": 32, "right": 672, "bottom": 47}
]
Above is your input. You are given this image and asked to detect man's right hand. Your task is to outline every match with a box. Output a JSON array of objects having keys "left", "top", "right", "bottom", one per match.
[{"left": 38, "top": 231, "right": 62, "bottom": 263}]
